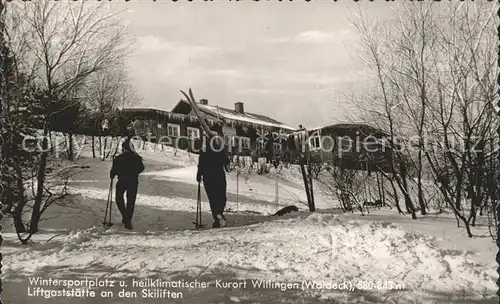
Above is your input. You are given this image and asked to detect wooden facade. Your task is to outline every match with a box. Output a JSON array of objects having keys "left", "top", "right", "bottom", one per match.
[
  {"left": 120, "top": 101, "right": 296, "bottom": 158},
  {"left": 170, "top": 99, "right": 296, "bottom": 158},
  {"left": 119, "top": 108, "right": 223, "bottom": 152},
  {"left": 304, "top": 124, "right": 394, "bottom": 173},
  {"left": 119, "top": 104, "right": 393, "bottom": 173}
]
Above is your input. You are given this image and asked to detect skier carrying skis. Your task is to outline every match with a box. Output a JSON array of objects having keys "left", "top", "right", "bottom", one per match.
[
  {"left": 110, "top": 140, "right": 145, "bottom": 229},
  {"left": 196, "top": 135, "right": 230, "bottom": 228}
]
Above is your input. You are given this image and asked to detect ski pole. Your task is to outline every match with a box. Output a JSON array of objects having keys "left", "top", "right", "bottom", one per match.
[
  {"left": 197, "top": 182, "right": 200, "bottom": 226},
  {"left": 197, "top": 182, "right": 203, "bottom": 228},
  {"left": 106, "top": 179, "right": 114, "bottom": 226},
  {"left": 103, "top": 191, "right": 110, "bottom": 225},
  {"left": 236, "top": 168, "right": 239, "bottom": 214},
  {"left": 103, "top": 179, "right": 113, "bottom": 225},
  {"left": 108, "top": 179, "right": 113, "bottom": 226}
]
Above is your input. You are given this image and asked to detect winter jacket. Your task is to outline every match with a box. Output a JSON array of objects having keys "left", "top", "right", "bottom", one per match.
[
  {"left": 110, "top": 151, "right": 145, "bottom": 183},
  {"left": 197, "top": 146, "right": 230, "bottom": 181}
]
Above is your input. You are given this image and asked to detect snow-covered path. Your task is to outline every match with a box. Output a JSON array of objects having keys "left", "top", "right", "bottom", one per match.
[
  {"left": 67, "top": 184, "right": 282, "bottom": 216},
  {"left": 142, "top": 164, "right": 335, "bottom": 211}
]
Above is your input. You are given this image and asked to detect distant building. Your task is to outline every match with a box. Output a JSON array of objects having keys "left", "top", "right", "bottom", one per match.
[{"left": 303, "top": 123, "right": 395, "bottom": 173}]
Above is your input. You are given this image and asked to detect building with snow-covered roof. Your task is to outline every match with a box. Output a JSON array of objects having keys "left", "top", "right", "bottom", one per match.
[
  {"left": 171, "top": 99, "right": 296, "bottom": 157},
  {"left": 171, "top": 99, "right": 296, "bottom": 132},
  {"left": 119, "top": 99, "right": 298, "bottom": 158}
]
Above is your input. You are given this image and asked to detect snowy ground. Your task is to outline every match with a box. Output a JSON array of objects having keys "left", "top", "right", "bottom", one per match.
[{"left": 2, "top": 139, "right": 497, "bottom": 303}]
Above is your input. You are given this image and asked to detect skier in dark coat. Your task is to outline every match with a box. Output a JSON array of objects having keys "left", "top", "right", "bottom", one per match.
[
  {"left": 110, "top": 140, "right": 145, "bottom": 230},
  {"left": 196, "top": 136, "right": 230, "bottom": 228}
]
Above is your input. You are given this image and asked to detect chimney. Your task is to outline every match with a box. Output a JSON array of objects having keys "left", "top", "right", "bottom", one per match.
[
  {"left": 199, "top": 99, "right": 208, "bottom": 105},
  {"left": 235, "top": 102, "right": 244, "bottom": 114}
]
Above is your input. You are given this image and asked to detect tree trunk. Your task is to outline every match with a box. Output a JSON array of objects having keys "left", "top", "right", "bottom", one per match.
[
  {"left": 30, "top": 128, "right": 49, "bottom": 234},
  {"left": 435, "top": 173, "right": 474, "bottom": 237},
  {"left": 479, "top": 199, "right": 486, "bottom": 216},
  {"left": 454, "top": 175, "right": 463, "bottom": 211},
  {"left": 299, "top": 156, "right": 312, "bottom": 210},
  {"left": 99, "top": 134, "right": 102, "bottom": 157},
  {"left": 470, "top": 145, "right": 485, "bottom": 227},
  {"left": 462, "top": 213, "right": 473, "bottom": 238},
  {"left": 388, "top": 178, "right": 403, "bottom": 214},
  {"left": 399, "top": 162, "right": 417, "bottom": 219},
  {"left": 376, "top": 172, "right": 382, "bottom": 202},
  {"left": 404, "top": 191, "right": 417, "bottom": 219},
  {"left": 306, "top": 152, "right": 316, "bottom": 211},
  {"left": 308, "top": 172, "right": 316, "bottom": 212},
  {"left": 417, "top": 151, "right": 426, "bottom": 215},
  {"left": 468, "top": 199, "right": 478, "bottom": 227},
  {"left": 49, "top": 131, "right": 53, "bottom": 153},
  {"left": 380, "top": 173, "right": 389, "bottom": 209},
  {"left": 101, "top": 136, "right": 108, "bottom": 161},
  {"left": 92, "top": 135, "right": 96, "bottom": 158},
  {"left": 13, "top": 163, "right": 27, "bottom": 234},
  {"left": 67, "top": 131, "right": 74, "bottom": 161}
]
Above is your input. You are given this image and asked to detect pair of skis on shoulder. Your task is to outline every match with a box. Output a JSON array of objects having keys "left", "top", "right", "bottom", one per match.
[{"left": 180, "top": 88, "right": 214, "bottom": 230}]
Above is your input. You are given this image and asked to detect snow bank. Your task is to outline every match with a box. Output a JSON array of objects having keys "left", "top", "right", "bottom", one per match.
[{"left": 4, "top": 214, "right": 495, "bottom": 302}]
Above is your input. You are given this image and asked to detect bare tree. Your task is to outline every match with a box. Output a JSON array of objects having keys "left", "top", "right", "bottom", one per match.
[
  {"left": 321, "top": 165, "right": 367, "bottom": 215},
  {"left": 349, "top": 2, "right": 497, "bottom": 237},
  {"left": 308, "top": 155, "right": 329, "bottom": 180},
  {"left": 350, "top": 5, "right": 418, "bottom": 219},
  {"left": 422, "top": 2, "right": 496, "bottom": 236},
  {"left": 82, "top": 63, "right": 140, "bottom": 159},
  {"left": 4, "top": 0, "right": 130, "bottom": 234}
]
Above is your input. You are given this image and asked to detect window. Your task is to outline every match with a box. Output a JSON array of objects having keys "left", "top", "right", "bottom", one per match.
[
  {"left": 258, "top": 139, "right": 265, "bottom": 150},
  {"left": 322, "top": 136, "right": 334, "bottom": 151},
  {"left": 187, "top": 127, "right": 200, "bottom": 139},
  {"left": 239, "top": 137, "right": 251, "bottom": 149},
  {"left": 167, "top": 124, "right": 180, "bottom": 137},
  {"left": 338, "top": 137, "right": 354, "bottom": 152},
  {"left": 309, "top": 136, "right": 321, "bottom": 150},
  {"left": 224, "top": 135, "right": 231, "bottom": 148},
  {"left": 231, "top": 136, "right": 239, "bottom": 147}
]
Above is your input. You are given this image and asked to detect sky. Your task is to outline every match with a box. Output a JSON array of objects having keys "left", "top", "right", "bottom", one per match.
[{"left": 111, "top": 1, "right": 398, "bottom": 129}]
